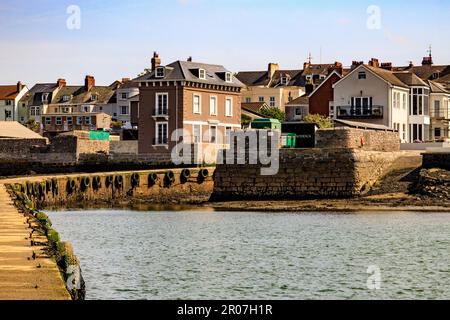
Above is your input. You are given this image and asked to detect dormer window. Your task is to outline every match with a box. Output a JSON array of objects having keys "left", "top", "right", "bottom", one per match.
[
  {"left": 199, "top": 69, "right": 206, "bottom": 80},
  {"left": 42, "top": 93, "right": 49, "bottom": 102},
  {"left": 225, "top": 72, "right": 232, "bottom": 83},
  {"left": 281, "top": 77, "right": 288, "bottom": 85},
  {"left": 155, "top": 67, "right": 165, "bottom": 78},
  {"left": 62, "top": 95, "right": 70, "bottom": 102},
  {"left": 90, "top": 94, "right": 98, "bottom": 101},
  {"left": 305, "top": 75, "right": 313, "bottom": 83}
]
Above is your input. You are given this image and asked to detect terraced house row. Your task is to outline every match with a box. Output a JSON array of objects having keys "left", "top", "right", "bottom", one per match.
[{"left": 1, "top": 50, "right": 450, "bottom": 148}]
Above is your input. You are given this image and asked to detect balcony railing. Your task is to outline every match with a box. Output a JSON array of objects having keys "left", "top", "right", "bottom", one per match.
[
  {"left": 336, "top": 105, "right": 383, "bottom": 119},
  {"left": 430, "top": 109, "right": 450, "bottom": 119}
]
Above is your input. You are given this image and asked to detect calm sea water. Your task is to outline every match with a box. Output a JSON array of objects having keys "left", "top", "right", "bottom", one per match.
[{"left": 47, "top": 210, "right": 450, "bottom": 300}]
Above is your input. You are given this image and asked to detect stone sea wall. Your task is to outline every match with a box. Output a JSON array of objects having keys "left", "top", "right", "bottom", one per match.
[
  {"left": 6, "top": 168, "right": 214, "bottom": 208},
  {"left": 212, "top": 148, "right": 400, "bottom": 200}
]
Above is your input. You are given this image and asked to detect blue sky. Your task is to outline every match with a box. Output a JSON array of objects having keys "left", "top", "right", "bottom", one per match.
[{"left": 1, "top": 0, "right": 449, "bottom": 86}]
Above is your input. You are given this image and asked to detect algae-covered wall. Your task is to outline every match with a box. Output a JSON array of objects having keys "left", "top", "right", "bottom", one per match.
[{"left": 9, "top": 168, "right": 214, "bottom": 209}]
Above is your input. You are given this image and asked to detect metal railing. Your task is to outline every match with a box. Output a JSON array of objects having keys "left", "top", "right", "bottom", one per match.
[{"left": 336, "top": 105, "right": 383, "bottom": 119}]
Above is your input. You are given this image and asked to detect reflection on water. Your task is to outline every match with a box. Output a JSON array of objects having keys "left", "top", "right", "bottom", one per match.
[{"left": 47, "top": 210, "right": 450, "bottom": 300}]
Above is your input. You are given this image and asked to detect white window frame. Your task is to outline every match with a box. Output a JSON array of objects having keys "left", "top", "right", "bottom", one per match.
[
  {"left": 193, "top": 93, "right": 202, "bottom": 114},
  {"left": 45, "top": 117, "right": 51, "bottom": 125},
  {"left": 209, "top": 96, "right": 218, "bottom": 116},
  {"left": 225, "top": 72, "right": 232, "bottom": 83},
  {"left": 209, "top": 125, "right": 217, "bottom": 144},
  {"left": 85, "top": 116, "right": 91, "bottom": 125},
  {"left": 42, "top": 93, "right": 49, "bottom": 102},
  {"left": 199, "top": 69, "right": 206, "bottom": 80},
  {"left": 121, "top": 92, "right": 128, "bottom": 100},
  {"left": 245, "top": 97, "right": 251, "bottom": 103},
  {"left": 258, "top": 96, "right": 264, "bottom": 103},
  {"left": 67, "top": 117, "right": 73, "bottom": 125},
  {"left": 90, "top": 94, "right": 98, "bottom": 101},
  {"left": 269, "top": 96, "right": 276, "bottom": 107},
  {"left": 120, "top": 105, "right": 130, "bottom": 115},
  {"left": 155, "top": 67, "right": 165, "bottom": 78},
  {"left": 358, "top": 71, "right": 366, "bottom": 79},
  {"left": 192, "top": 124, "right": 202, "bottom": 144},
  {"left": 155, "top": 92, "right": 169, "bottom": 115},
  {"left": 225, "top": 97, "right": 233, "bottom": 117},
  {"left": 281, "top": 77, "right": 288, "bottom": 85},
  {"left": 225, "top": 126, "right": 232, "bottom": 144},
  {"left": 155, "top": 121, "right": 169, "bottom": 145},
  {"left": 62, "top": 95, "right": 70, "bottom": 102},
  {"left": 76, "top": 116, "right": 83, "bottom": 125}
]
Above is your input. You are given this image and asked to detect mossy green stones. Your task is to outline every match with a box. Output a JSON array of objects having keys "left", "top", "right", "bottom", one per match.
[
  {"left": 148, "top": 173, "right": 158, "bottom": 186},
  {"left": 12, "top": 184, "right": 22, "bottom": 193},
  {"left": 115, "top": 175, "right": 124, "bottom": 188},
  {"left": 131, "top": 173, "right": 140, "bottom": 187},
  {"left": 58, "top": 242, "right": 80, "bottom": 270},
  {"left": 67, "top": 179, "right": 76, "bottom": 193},
  {"left": 80, "top": 177, "right": 91, "bottom": 191},
  {"left": 105, "top": 175, "right": 114, "bottom": 188},
  {"left": 47, "top": 228, "right": 60, "bottom": 244},
  {"left": 16, "top": 192, "right": 25, "bottom": 201},
  {"left": 36, "top": 211, "right": 52, "bottom": 228},
  {"left": 164, "top": 171, "right": 175, "bottom": 186},
  {"left": 93, "top": 176, "right": 102, "bottom": 189},
  {"left": 21, "top": 182, "right": 27, "bottom": 193}
]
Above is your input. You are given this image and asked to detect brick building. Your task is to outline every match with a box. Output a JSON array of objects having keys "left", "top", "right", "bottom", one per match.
[{"left": 134, "top": 53, "right": 244, "bottom": 156}]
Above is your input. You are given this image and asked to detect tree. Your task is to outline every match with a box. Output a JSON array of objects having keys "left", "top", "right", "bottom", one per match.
[
  {"left": 303, "top": 114, "right": 333, "bottom": 129},
  {"left": 259, "top": 107, "right": 285, "bottom": 122},
  {"left": 241, "top": 114, "right": 252, "bottom": 129}
]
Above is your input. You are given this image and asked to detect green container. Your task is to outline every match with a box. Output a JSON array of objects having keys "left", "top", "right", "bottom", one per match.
[
  {"left": 282, "top": 133, "right": 297, "bottom": 148},
  {"left": 89, "top": 130, "right": 110, "bottom": 141},
  {"left": 250, "top": 118, "right": 282, "bottom": 130}
]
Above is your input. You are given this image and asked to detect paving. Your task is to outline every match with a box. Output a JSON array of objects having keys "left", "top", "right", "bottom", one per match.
[{"left": 0, "top": 184, "right": 70, "bottom": 300}]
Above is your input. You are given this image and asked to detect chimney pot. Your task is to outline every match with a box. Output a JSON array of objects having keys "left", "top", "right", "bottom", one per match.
[{"left": 187, "top": 56, "right": 192, "bottom": 62}]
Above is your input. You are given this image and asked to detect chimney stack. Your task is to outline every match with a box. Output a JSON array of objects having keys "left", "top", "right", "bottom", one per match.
[
  {"left": 368, "top": 58, "right": 380, "bottom": 68},
  {"left": 57, "top": 78, "right": 67, "bottom": 88},
  {"left": 268, "top": 63, "right": 279, "bottom": 80},
  {"left": 121, "top": 78, "right": 130, "bottom": 83},
  {"left": 16, "top": 81, "right": 24, "bottom": 92},
  {"left": 380, "top": 62, "right": 393, "bottom": 71},
  {"left": 151, "top": 52, "right": 161, "bottom": 71},
  {"left": 408, "top": 61, "right": 414, "bottom": 68},
  {"left": 351, "top": 61, "right": 364, "bottom": 70},
  {"left": 85, "top": 75, "right": 95, "bottom": 91},
  {"left": 328, "top": 61, "right": 343, "bottom": 75},
  {"left": 187, "top": 56, "right": 192, "bottom": 62}
]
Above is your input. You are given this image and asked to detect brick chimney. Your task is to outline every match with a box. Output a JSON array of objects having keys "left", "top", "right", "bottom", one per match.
[
  {"left": 328, "top": 61, "right": 343, "bottom": 75},
  {"left": 16, "top": 81, "right": 24, "bottom": 92},
  {"left": 351, "top": 61, "right": 364, "bottom": 70},
  {"left": 121, "top": 78, "right": 130, "bottom": 83},
  {"left": 85, "top": 75, "right": 95, "bottom": 91},
  {"left": 268, "top": 63, "right": 279, "bottom": 80},
  {"left": 151, "top": 52, "right": 161, "bottom": 71},
  {"left": 380, "top": 62, "right": 393, "bottom": 71},
  {"left": 57, "top": 78, "right": 67, "bottom": 88},
  {"left": 368, "top": 58, "right": 380, "bottom": 68}
]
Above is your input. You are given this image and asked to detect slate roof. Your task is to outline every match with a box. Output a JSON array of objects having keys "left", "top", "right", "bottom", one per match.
[
  {"left": 286, "top": 95, "right": 309, "bottom": 106},
  {"left": 0, "top": 85, "right": 20, "bottom": 100},
  {"left": 365, "top": 65, "right": 409, "bottom": 88},
  {"left": 237, "top": 70, "right": 306, "bottom": 87},
  {"left": 52, "top": 86, "right": 116, "bottom": 105},
  {"left": 428, "top": 81, "right": 450, "bottom": 94},
  {"left": 393, "top": 72, "right": 428, "bottom": 87},
  {"left": 241, "top": 102, "right": 269, "bottom": 114},
  {"left": 404, "top": 65, "right": 450, "bottom": 81},
  {"left": 19, "top": 83, "right": 58, "bottom": 105},
  {"left": 135, "top": 60, "right": 244, "bottom": 88}
]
